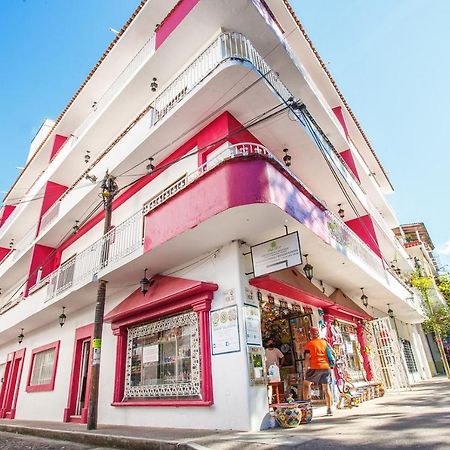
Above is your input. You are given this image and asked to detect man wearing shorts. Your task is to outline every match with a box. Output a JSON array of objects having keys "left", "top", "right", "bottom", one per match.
[{"left": 303, "top": 327, "right": 333, "bottom": 415}]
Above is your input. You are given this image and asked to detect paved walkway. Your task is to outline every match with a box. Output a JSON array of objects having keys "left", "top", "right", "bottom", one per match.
[{"left": 0, "top": 378, "right": 449, "bottom": 449}]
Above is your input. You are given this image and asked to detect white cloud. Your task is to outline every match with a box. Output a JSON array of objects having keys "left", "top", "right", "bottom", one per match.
[{"left": 437, "top": 240, "right": 450, "bottom": 255}]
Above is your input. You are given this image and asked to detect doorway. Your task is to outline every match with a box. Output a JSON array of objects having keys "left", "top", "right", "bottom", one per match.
[
  {"left": 0, "top": 349, "right": 26, "bottom": 419},
  {"left": 64, "top": 324, "right": 93, "bottom": 423}
]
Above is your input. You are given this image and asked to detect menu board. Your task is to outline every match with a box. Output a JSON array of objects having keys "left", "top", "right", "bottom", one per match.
[{"left": 211, "top": 305, "right": 240, "bottom": 355}]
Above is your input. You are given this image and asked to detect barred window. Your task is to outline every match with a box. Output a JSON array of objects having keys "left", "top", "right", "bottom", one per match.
[{"left": 125, "top": 311, "right": 201, "bottom": 400}]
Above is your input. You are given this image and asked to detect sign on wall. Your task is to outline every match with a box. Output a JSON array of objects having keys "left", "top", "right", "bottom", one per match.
[
  {"left": 244, "top": 305, "right": 263, "bottom": 346},
  {"left": 211, "top": 305, "right": 241, "bottom": 355},
  {"left": 251, "top": 232, "right": 302, "bottom": 277}
]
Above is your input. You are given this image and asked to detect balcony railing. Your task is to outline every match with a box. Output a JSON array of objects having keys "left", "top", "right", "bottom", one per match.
[
  {"left": 75, "top": 34, "right": 156, "bottom": 140},
  {"left": 39, "top": 201, "right": 61, "bottom": 235},
  {"left": 45, "top": 209, "right": 143, "bottom": 301}
]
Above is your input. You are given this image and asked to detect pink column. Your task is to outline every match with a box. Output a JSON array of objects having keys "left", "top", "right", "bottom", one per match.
[{"left": 357, "top": 321, "right": 373, "bottom": 381}]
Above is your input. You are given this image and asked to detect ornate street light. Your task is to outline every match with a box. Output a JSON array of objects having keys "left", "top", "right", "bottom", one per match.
[
  {"left": 18, "top": 328, "right": 24, "bottom": 344},
  {"left": 387, "top": 304, "right": 394, "bottom": 319},
  {"left": 338, "top": 204, "right": 345, "bottom": 219},
  {"left": 283, "top": 148, "right": 292, "bottom": 167},
  {"left": 360, "top": 288, "right": 369, "bottom": 307},
  {"left": 59, "top": 307, "right": 67, "bottom": 327},
  {"left": 140, "top": 268, "right": 154, "bottom": 295},
  {"left": 303, "top": 254, "right": 314, "bottom": 281}
]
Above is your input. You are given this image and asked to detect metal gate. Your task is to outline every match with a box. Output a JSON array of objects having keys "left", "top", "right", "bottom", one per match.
[{"left": 364, "top": 318, "right": 410, "bottom": 390}]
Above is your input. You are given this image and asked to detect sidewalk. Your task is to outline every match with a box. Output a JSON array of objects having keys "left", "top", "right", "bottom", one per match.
[{"left": 1, "top": 378, "right": 449, "bottom": 449}]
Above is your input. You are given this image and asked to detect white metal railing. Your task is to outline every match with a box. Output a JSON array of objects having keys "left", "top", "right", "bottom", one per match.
[
  {"left": 75, "top": 34, "right": 156, "bottom": 140},
  {"left": 45, "top": 209, "right": 143, "bottom": 301},
  {"left": 39, "top": 201, "right": 61, "bottom": 234},
  {"left": 152, "top": 32, "right": 292, "bottom": 124},
  {"left": 13, "top": 224, "right": 37, "bottom": 261}
]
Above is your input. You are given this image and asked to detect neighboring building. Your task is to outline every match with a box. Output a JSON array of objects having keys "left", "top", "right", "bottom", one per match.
[
  {"left": 394, "top": 222, "right": 447, "bottom": 374},
  {"left": 0, "top": 0, "right": 434, "bottom": 430}
]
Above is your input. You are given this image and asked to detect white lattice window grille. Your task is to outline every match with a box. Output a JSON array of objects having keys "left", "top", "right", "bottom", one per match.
[
  {"left": 30, "top": 348, "right": 55, "bottom": 386},
  {"left": 125, "top": 311, "right": 201, "bottom": 400}
]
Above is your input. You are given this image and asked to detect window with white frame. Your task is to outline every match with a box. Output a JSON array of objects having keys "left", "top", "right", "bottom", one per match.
[
  {"left": 30, "top": 347, "right": 56, "bottom": 386},
  {"left": 0, "top": 362, "right": 5, "bottom": 385},
  {"left": 125, "top": 311, "right": 201, "bottom": 400}
]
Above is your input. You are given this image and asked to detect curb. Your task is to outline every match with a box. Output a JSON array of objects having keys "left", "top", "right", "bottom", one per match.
[{"left": 0, "top": 424, "right": 195, "bottom": 450}]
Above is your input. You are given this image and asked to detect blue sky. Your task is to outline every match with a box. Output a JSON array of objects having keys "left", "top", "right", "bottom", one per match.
[{"left": 1, "top": 0, "right": 449, "bottom": 269}]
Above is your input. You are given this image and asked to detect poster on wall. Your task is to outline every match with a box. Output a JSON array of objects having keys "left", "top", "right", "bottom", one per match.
[
  {"left": 244, "top": 305, "right": 263, "bottom": 346},
  {"left": 211, "top": 305, "right": 241, "bottom": 355},
  {"left": 251, "top": 232, "right": 302, "bottom": 277}
]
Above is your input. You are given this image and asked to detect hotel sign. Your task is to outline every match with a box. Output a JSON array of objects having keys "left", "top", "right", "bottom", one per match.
[{"left": 251, "top": 232, "right": 302, "bottom": 277}]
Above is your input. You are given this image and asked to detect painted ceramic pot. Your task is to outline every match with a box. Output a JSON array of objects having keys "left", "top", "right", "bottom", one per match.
[
  {"left": 274, "top": 403, "right": 302, "bottom": 428},
  {"left": 297, "top": 401, "right": 313, "bottom": 424}
]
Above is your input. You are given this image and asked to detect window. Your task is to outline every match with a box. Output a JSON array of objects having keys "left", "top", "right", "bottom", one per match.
[
  {"left": 0, "top": 363, "right": 5, "bottom": 384},
  {"left": 126, "top": 311, "right": 200, "bottom": 400},
  {"left": 26, "top": 341, "right": 60, "bottom": 392}
]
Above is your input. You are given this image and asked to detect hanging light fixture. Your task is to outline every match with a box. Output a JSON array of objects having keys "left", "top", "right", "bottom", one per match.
[
  {"left": 84, "top": 150, "right": 91, "bottom": 163},
  {"left": 146, "top": 157, "right": 155, "bottom": 173},
  {"left": 18, "top": 328, "right": 24, "bottom": 344},
  {"left": 387, "top": 304, "right": 394, "bottom": 319},
  {"left": 9, "top": 239, "right": 14, "bottom": 249},
  {"left": 303, "top": 254, "right": 314, "bottom": 281},
  {"left": 150, "top": 77, "right": 158, "bottom": 92},
  {"left": 59, "top": 307, "right": 67, "bottom": 327},
  {"left": 140, "top": 268, "right": 151, "bottom": 295},
  {"left": 73, "top": 220, "right": 80, "bottom": 233},
  {"left": 282, "top": 148, "right": 292, "bottom": 167},
  {"left": 257, "top": 291, "right": 263, "bottom": 303},
  {"left": 338, "top": 203, "right": 345, "bottom": 219},
  {"left": 360, "top": 288, "right": 369, "bottom": 307}
]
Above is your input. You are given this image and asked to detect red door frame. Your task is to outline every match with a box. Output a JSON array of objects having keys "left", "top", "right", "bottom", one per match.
[
  {"left": 0, "top": 348, "right": 26, "bottom": 419},
  {"left": 63, "top": 323, "right": 94, "bottom": 423}
]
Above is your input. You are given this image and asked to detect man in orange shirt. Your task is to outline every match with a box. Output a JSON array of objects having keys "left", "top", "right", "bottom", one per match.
[{"left": 303, "top": 327, "right": 333, "bottom": 415}]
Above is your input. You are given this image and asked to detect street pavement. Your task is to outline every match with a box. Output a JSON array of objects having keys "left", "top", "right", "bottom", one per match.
[{"left": 0, "top": 377, "right": 449, "bottom": 449}]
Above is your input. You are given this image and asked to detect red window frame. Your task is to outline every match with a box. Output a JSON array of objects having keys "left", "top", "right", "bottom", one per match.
[
  {"left": 26, "top": 340, "right": 60, "bottom": 393},
  {"left": 106, "top": 277, "right": 217, "bottom": 407}
]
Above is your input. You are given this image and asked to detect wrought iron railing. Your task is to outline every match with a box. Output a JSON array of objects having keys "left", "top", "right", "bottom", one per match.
[{"left": 45, "top": 209, "right": 143, "bottom": 301}]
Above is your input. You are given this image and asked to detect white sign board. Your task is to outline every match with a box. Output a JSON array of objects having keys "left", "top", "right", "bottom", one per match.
[
  {"left": 244, "top": 305, "right": 263, "bottom": 346},
  {"left": 211, "top": 305, "right": 240, "bottom": 355},
  {"left": 251, "top": 232, "right": 302, "bottom": 277},
  {"left": 142, "top": 344, "right": 159, "bottom": 363}
]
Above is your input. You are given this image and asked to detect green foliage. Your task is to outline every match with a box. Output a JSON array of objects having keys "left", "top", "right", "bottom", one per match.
[
  {"left": 410, "top": 273, "right": 433, "bottom": 290},
  {"left": 436, "top": 273, "right": 450, "bottom": 302},
  {"left": 422, "top": 305, "right": 450, "bottom": 336}
]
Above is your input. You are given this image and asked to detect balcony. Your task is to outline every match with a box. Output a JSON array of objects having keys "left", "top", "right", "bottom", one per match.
[{"left": 28, "top": 143, "right": 420, "bottom": 319}]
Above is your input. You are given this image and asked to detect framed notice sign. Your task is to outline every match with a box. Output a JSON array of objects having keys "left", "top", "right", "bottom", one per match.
[
  {"left": 251, "top": 232, "right": 302, "bottom": 277},
  {"left": 211, "top": 305, "right": 241, "bottom": 355}
]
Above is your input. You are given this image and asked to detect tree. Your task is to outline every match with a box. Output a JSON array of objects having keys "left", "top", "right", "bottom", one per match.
[
  {"left": 436, "top": 272, "right": 450, "bottom": 302},
  {"left": 410, "top": 271, "right": 450, "bottom": 378}
]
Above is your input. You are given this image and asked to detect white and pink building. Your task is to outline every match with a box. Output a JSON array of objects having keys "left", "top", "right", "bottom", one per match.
[{"left": 0, "top": 0, "right": 435, "bottom": 431}]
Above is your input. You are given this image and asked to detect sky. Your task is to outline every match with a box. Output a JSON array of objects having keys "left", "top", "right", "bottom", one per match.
[{"left": 1, "top": 0, "right": 449, "bottom": 269}]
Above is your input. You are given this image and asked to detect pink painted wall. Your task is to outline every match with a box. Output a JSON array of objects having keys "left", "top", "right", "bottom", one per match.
[
  {"left": 345, "top": 214, "right": 382, "bottom": 258},
  {"left": 49, "top": 135, "right": 68, "bottom": 161},
  {"left": 37, "top": 181, "right": 67, "bottom": 235},
  {"left": 332, "top": 106, "right": 349, "bottom": 139},
  {"left": 0, "top": 247, "right": 11, "bottom": 263},
  {"left": 340, "top": 149, "right": 360, "bottom": 182},
  {"left": 144, "top": 158, "right": 330, "bottom": 252},
  {"left": 155, "top": 0, "right": 200, "bottom": 49},
  {"left": 0, "top": 205, "right": 16, "bottom": 227},
  {"left": 25, "top": 244, "right": 55, "bottom": 296}
]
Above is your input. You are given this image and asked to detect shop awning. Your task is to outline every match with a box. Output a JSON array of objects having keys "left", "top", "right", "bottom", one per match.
[
  {"left": 326, "top": 289, "right": 373, "bottom": 321},
  {"left": 250, "top": 269, "right": 335, "bottom": 308},
  {"left": 104, "top": 274, "right": 218, "bottom": 324}
]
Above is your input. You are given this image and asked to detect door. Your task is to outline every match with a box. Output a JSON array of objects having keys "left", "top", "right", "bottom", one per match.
[
  {"left": 0, "top": 349, "right": 26, "bottom": 419},
  {"left": 64, "top": 324, "right": 93, "bottom": 423},
  {"left": 365, "top": 318, "right": 410, "bottom": 390}
]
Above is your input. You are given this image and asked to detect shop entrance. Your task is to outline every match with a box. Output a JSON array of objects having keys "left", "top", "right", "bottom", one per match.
[
  {"left": 0, "top": 349, "right": 26, "bottom": 419},
  {"left": 259, "top": 294, "right": 321, "bottom": 405}
]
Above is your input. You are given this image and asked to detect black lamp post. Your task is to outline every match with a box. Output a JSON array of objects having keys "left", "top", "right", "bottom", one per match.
[
  {"left": 59, "top": 307, "right": 67, "bottom": 327},
  {"left": 360, "top": 288, "right": 368, "bottom": 307},
  {"left": 303, "top": 254, "right": 314, "bottom": 281},
  {"left": 18, "top": 328, "right": 24, "bottom": 344},
  {"left": 387, "top": 304, "right": 394, "bottom": 319},
  {"left": 140, "top": 268, "right": 151, "bottom": 295}
]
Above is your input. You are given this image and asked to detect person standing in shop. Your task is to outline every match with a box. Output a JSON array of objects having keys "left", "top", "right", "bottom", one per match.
[
  {"left": 303, "top": 327, "right": 334, "bottom": 416},
  {"left": 265, "top": 338, "right": 285, "bottom": 372}
]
